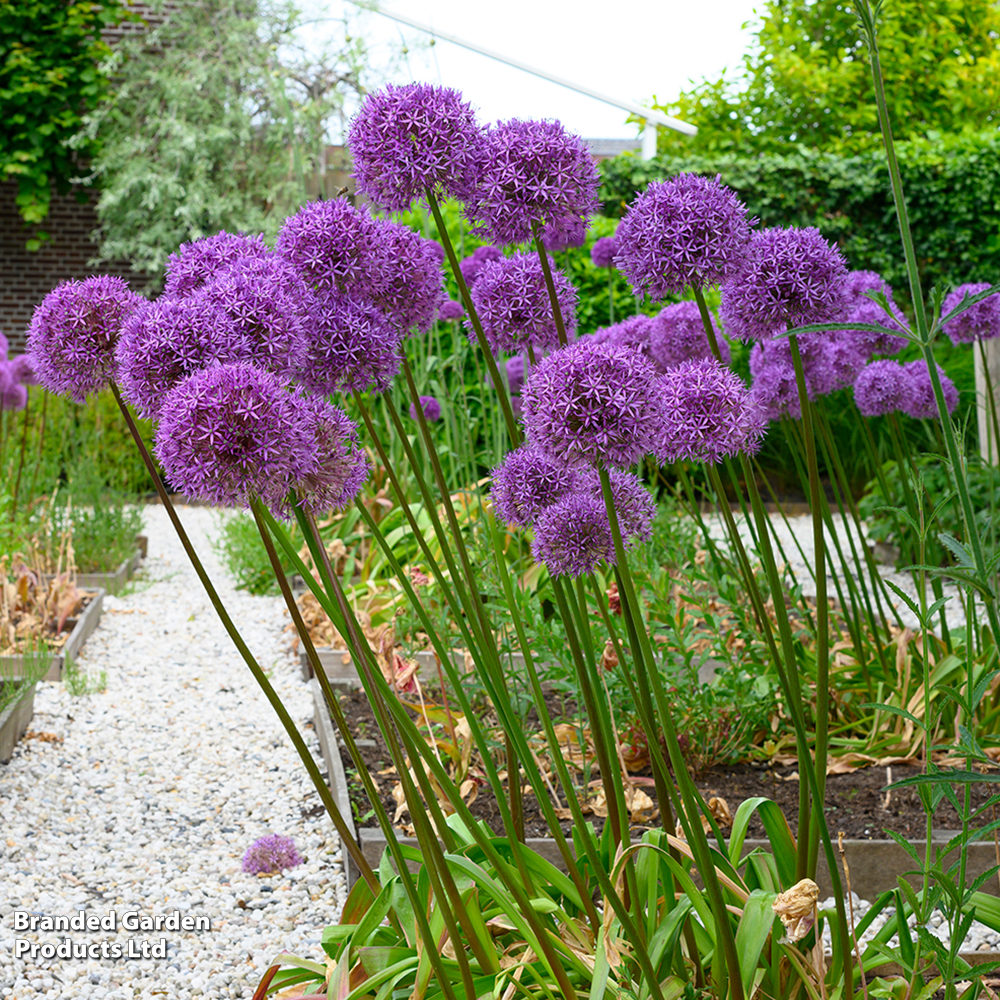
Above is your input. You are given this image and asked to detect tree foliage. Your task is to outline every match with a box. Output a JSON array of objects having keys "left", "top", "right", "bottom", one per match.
[
  {"left": 77, "top": 0, "right": 368, "bottom": 283},
  {"left": 650, "top": 0, "right": 1000, "bottom": 155},
  {"left": 0, "top": 0, "right": 134, "bottom": 235}
]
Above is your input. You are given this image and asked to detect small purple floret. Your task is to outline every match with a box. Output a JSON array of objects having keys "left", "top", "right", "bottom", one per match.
[
  {"left": 438, "top": 299, "right": 464, "bottom": 321},
  {"left": 615, "top": 174, "right": 753, "bottom": 298},
  {"left": 853, "top": 360, "right": 913, "bottom": 417},
  {"left": 942, "top": 283, "right": 1000, "bottom": 344},
  {"left": 241, "top": 834, "right": 303, "bottom": 875},
  {"left": 490, "top": 446, "right": 580, "bottom": 526},
  {"left": 719, "top": 227, "right": 848, "bottom": 342},
  {"left": 531, "top": 493, "right": 616, "bottom": 578}
]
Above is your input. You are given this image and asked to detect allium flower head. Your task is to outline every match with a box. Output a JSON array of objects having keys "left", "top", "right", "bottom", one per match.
[
  {"left": 531, "top": 493, "right": 616, "bottom": 578},
  {"left": 438, "top": 299, "right": 464, "bottom": 321},
  {"left": 901, "top": 360, "right": 959, "bottom": 419},
  {"left": 615, "top": 174, "right": 753, "bottom": 298},
  {"left": 540, "top": 215, "right": 587, "bottom": 252},
  {"left": 276, "top": 199, "right": 382, "bottom": 295},
  {"left": 648, "top": 301, "right": 730, "bottom": 370},
  {"left": 27, "top": 276, "right": 141, "bottom": 401},
  {"left": 287, "top": 396, "right": 370, "bottom": 517},
  {"left": 841, "top": 270, "right": 909, "bottom": 357},
  {"left": 658, "top": 359, "right": 764, "bottom": 463},
  {"left": 590, "top": 315, "right": 654, "bottom": 353},
  {"left": 155, "top": 363, "right": 314, "bottom": 511},
  {"left": 459, "top": 245, "right": 502, "bottom": 288},
  {"left": 942, "top": 283, "right": 1000, "bottom": 344},
  {"left": 522, "top": 340, "right": 666, "bottom": 469},
  {"left": 593, "top": 469, "right": 656, "bottom": 541},
  {"left": 748, "top": 349, "right": 801, "bottom": 422},
  {"left": 409, "top": 395, "right": 442, "bottom": 422},
  {"left": 853, "top": 360, "right": 913, "bottom": 417},
  {"left": 164, "top": 232, "right": 270, "bottom": 298},
  {"left": 490, "top": 446, "right": 580, "bottom": 526},
  {"left": 301, "top": 293, "right": 402, "bottom": 396},
  {"left": 505, "top": 354, "right": 525, "bottom": 395},
  {"left": 719, "top": 227, "right": 848, "bottom": 342},
  {"left": 241, "top": 834, "right": 303, "bottom": 875},
  {"left": 370, "top": 222, "right": 445, "bottom": 334},
  {"left": 201, "top": 254, "right": 316, "bottom": 375},
  {"left": 348, "top": 83, "right": 487, "bottom": 211},
  {"left": 1, "top": 365, "right": 27, "bottom": 411},
  {"left": 468, "top": 252, "right": 577, "bottom": 353},
  {"left": 116, "top": 294, "right": 244, "bottom": 418},
  {"left": 465, "top": 119, "right": 600, "bottom": 247},
  {"left": 591, "top": 236, "right": 619, "bottom": 269},
  {"left": 10, "top": 355, "right": 38, "bottom": 386}
]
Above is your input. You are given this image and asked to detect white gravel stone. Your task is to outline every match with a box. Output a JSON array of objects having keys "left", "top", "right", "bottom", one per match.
[{"left": 1, "top": 506, "right": 346, "bottom": 997}]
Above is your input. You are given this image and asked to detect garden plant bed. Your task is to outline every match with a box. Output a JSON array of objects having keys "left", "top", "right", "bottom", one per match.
[
  {"left": 41, "top": 547, "right": 144, "bottom": 597},
  {"left": 0, "top": 588, "right": 105, "bottom": 682},
  {"left": 0, "top": 679, "right": 38, "bottom": 764},
  {"left": 315, "top": 686, "right": 1000, "bottom": 899}
]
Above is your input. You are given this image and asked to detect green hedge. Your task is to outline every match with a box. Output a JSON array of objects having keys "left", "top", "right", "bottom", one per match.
[{"left": 598, "top": 132, "right": 1000, "bottom": 299}]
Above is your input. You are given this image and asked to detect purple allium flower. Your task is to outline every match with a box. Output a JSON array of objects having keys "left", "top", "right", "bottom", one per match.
[
  {"left": 591, "top": 236, "right": 619, "bottom": 269},
  {"left": 1, "top": 363, "right": 27, "bottom": 410},
  {"left": 942, "top": 283, "right": 1000, "bottom": 344},
  {"left": 163, "top": 232, "right": 270, "bottom": 299},
  {"left": 27, "top": 276, "right": 142, "bottom": 402},
  {"left": 409, "top": 395, "right": 442, "bottom": 422},
  {"left": 590, "top": 315, "right": 654, "bottom": 353},
  {"left": 522, "top": 340, "right": 666, "bottom": 469},
  {"left": 615, "top": 174, "right": 753, "bottom": 299},
  {"left": 348, "top": 83, "right": 487, "bottom": 211},
  {"left": 201, "top": 254, "right": 315, "bottom": 375},
  {"left": 300, "top": 293, "right": 402, "bottom": 396},
  {"left": 465, "top": 119, "right": 600, "bottom": 247},
  {"left": 241, "top": 834, "right": 303, "bottom": 875},
  {"left": 468, "top": 252, "right": 577, "bottom": 353},
  {"left": 593, "top": 469, "right": 656, "bottom": 541},
  {"left": 658, "top": 359, "right": 764, "bottom": 463},
  {"left": 9, "top": 355, "right": 38, "bottom": 386},
  {"left": 459, "top": 244, "right": 502, "bottom": 288},
  {"left": 540, "top": 215, "right": 587, "bottom": 252},
  {"left": 369, "top": 221, "right": 445, "bottom": 335},
  {"left": 438, "top": 299, "right": 464, "bottom": 321},
  {"left": 901, "top": 360, "right": 959, "bottom": 419},
  {"left": 531, "top": 492, "right": 616, "bottom": 578},
  {"left": 853, "top": 360, "right": 914, "bottom": 417},
  {"left": 719, "top": 227, "right": 848, "bottom": 342},
  {"left": 841, "top": 270, "right": 909, "bottom": 357},
  {"left": 155, "top": 363, "right": 314, "bottom": 511},
  {"left": 425, "top": 239, "right": 446, "bottom": 264},
  {"left": 276, "top": 199, "right": 382, "bottom": 296},
  {"left": 748, "top": 346, "right": 801, "bottom": 421},
  {"left": 287, "top": 395, "right": 370, "bottom": 517},
  {"left": 748, "top": 332, "right": 856, "bottom": 399},
  {"left": 648, "top": 301, "right": 730, "bottom": 370},
  {"left": 489, "top": 445, "right": 580, "bottom": 526},
  {"left": 505, "top": 354, "right": 525, "bottom": 395},
  {"left": 115, "top": 294, "right": 245, "bottom": 418}
]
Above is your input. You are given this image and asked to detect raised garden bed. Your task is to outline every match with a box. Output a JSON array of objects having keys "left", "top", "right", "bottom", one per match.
[
  {"left": 0, "top": 588, "right": 105, "bottom": 683},
  {"left": 310, "top": 683, "right": 1000, "bottom": 908},
  {"left": 41, "top": 537, "right": 145, "bottom": 597},
  {"left": 0, "top": 679, "right": 38, "bottom": 764}
]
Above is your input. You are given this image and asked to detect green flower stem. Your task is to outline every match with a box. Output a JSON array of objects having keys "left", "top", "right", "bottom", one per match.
[
  {"left": 595, "top": 465, "right": 745, "bottom": 1000},
  {"left": 293, "top": 510, "right": 492, "bottom": 995},
  {"left": 532, "top": 224, "right": 569, "bottom": 347},
  {"left": 608, "top": 268, "right": 615, "bottom": 325},
  {"left": 787, "top": 333, "right": 830, "bottom": 876},
  {"left": 107, "top": 382, "right": 375, "bottom": 890},
  {"left": 692, "top": 286, "right": 725, "bottom": 364},
  {"left": 246, "top": 501, "right": 384, "bottom": 892},
  {"left": 425, "top": 188, "right": 520, "bottom": 446},
  {"left": 10, "top": 388, "right": 30, "bottom": 520},
  {"left": 858, "top": 0, "right": 1000, "bottom": 650}
]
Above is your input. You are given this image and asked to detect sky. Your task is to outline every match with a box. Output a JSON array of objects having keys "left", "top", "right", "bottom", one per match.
[{"left": 299, "top": 0, "right": 763, "bottom": 142}]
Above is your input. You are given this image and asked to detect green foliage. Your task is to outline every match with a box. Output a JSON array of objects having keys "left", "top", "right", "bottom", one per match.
[
  {"left": 78, "top": 0, "right": 368, "bottom": 285},
  {"left": 599, "top": 133, "right": 1000, "bottom": 299},
  {"left": 0, "top": 0, "right": 136, "bottom": 237},
  {"left": 215, "top": 512, "right": 299, "bottom": 595},
  {"left": 648, "top": 0, "right": 1000, "bottom": 156}
]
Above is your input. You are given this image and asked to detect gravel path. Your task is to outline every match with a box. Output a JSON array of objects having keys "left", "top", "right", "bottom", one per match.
[{"left": 1, "top": 505, "right": 346, "bottom": 999}]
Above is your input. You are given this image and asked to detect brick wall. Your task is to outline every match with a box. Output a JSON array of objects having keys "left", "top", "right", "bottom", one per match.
[{"left": 0, "top": 183, "right": 149, "bottom": 354}]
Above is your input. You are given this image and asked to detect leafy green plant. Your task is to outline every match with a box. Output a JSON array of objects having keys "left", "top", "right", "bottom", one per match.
[{"left": 62, "top": 653, "right": 107, "bottom": 696}]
